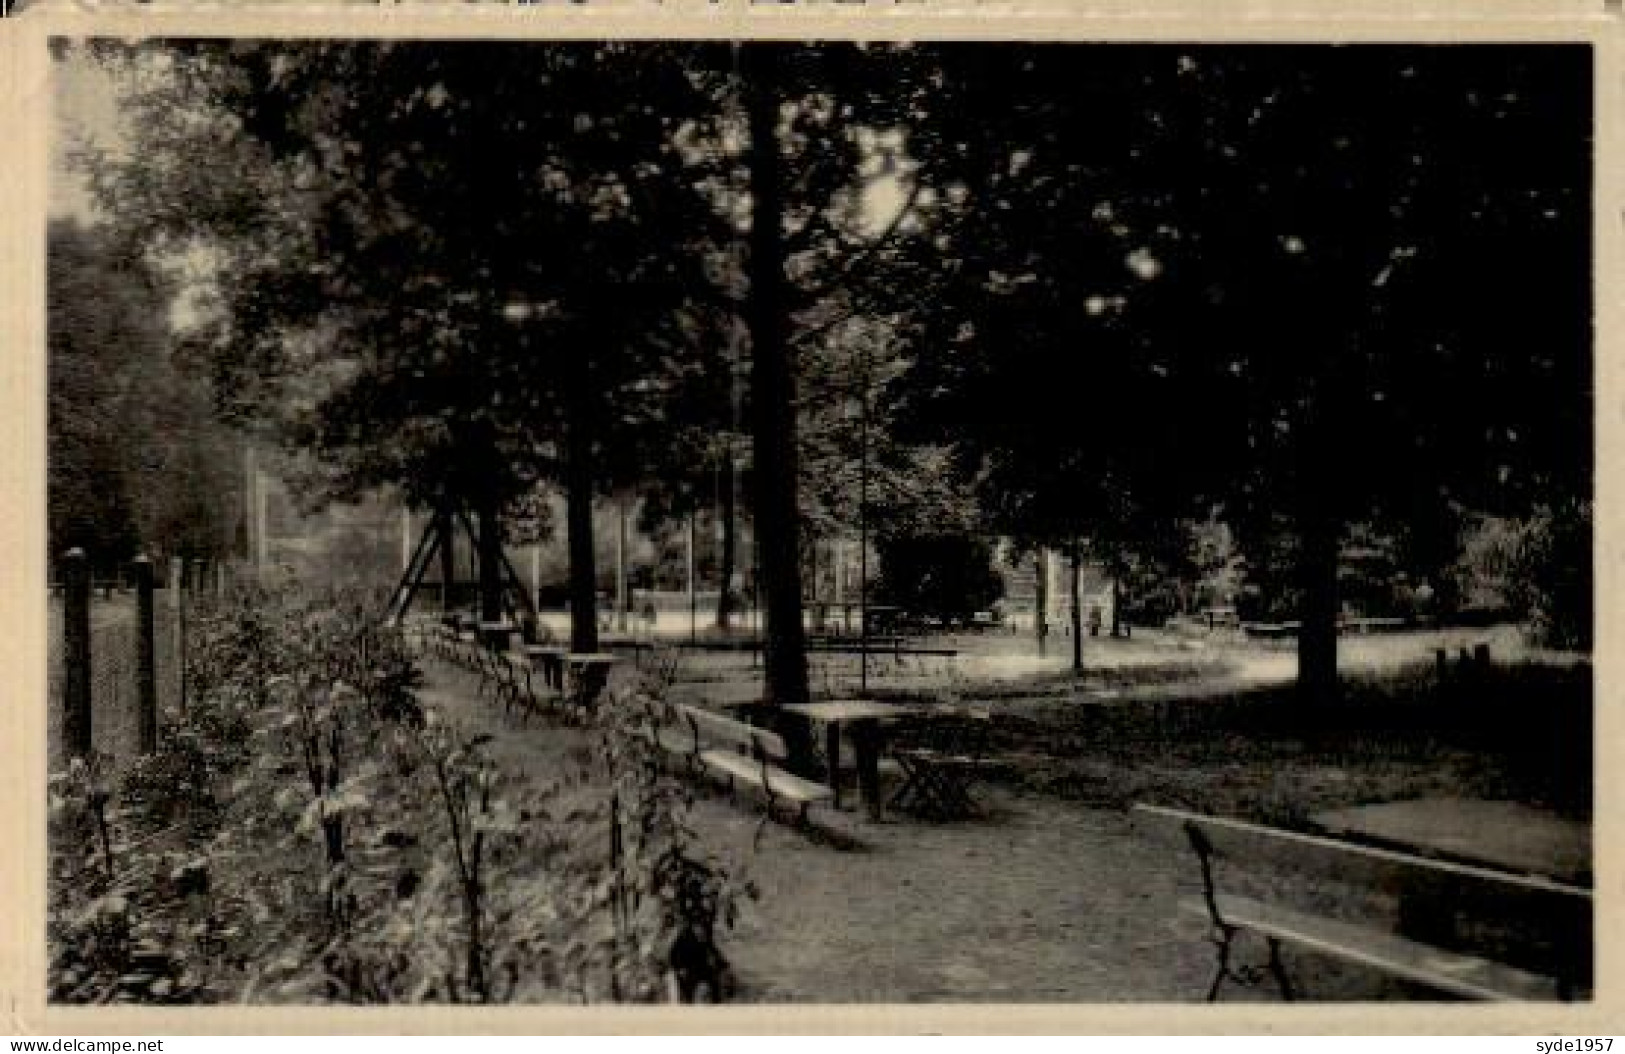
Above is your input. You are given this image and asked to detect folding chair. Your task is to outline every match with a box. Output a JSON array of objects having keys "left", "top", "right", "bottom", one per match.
[{"left": 887, "top": 707, "right": 994, "bottom": 819}]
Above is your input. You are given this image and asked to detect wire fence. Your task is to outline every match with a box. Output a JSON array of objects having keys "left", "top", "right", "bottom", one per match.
[{"left": 48, "top": 561, "right": 197, "bottom": 775}]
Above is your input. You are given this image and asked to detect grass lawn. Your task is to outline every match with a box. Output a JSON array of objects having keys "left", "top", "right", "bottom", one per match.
[
  {"left": 661, "top": 624, "right": 1590, "bottom": 826},
  {"left": 50, "top": 607, "right": 1589, "bottom": 1003},
  {"left": 420, "top": 623, "right": 1589, "bottom": 1002}
]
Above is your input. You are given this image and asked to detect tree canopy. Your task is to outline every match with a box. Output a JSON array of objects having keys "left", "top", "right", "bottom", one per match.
[
  {"left": 889, "top": 44, "right": 1591, "bottom": 680},
  {"left": 48, "top": 218, "right": 240, "bottom": 571},
  {"left": 86, "top": 41, "right": 729, "bottom": 514},
  {"left": 68, "top": 40, "right": 1592, "bottom": 681}
]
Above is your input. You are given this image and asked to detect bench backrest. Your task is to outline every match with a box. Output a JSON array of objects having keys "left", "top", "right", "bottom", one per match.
[
  {"left": 1132, "top": 803, "right": 1589, "bottom": 899},
  {"left": 674, "top": 703, "right": 788, "bottom": 762},
  {"left": 1132, "top": 802, "right": 1591, "bottom": 984}
]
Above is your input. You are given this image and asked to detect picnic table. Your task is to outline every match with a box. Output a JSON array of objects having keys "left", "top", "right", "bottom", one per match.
[
  {"left": 565, "top": 652, "right": 621, "bottom": 707},
  {"left": 781, "top": 699, "right": 926, "bottom": 820},
  {"left": 522, "top": 644, "right": 568, "bottom": 691}
]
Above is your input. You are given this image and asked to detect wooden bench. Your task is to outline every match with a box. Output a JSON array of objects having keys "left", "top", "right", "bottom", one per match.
[
  {"left": 406, "top": 623, "right": 562, "bottom": 723},
  {"left": 1131, "top": 803, "right": 1591, "bottom": 1002},
  {"left": 638, "top": 701, "right": 833, "bottom": 843}
]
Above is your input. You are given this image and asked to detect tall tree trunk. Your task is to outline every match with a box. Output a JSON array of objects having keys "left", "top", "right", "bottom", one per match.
[
  {"left": 716, "top": 452, "right": 737, "bottom": 630},
  {"left": 1034, "top": 549, "right": 1048, "bottom": 653},
  {"left": 1297, "top": 399, "right": 1340, "bottom": 704},
  {"left": 563, "top": 392, "right": 600, "bottom": 655},
  {"left": 1297, "top": 492, "right": 1340, "bottom": 705},
  {"left": 744, "top": 44, "right": 811, "bottom": 717},
  {"left": 243, "top": 445, "right": 257, "bottom": 563},
  {"left": 832, "top": 536, "right": 844, "bottom": 613},
  {"left": 687, "top": 511, "right": 698, "bottom": 643},
  {"left": 1110, "top": 560, "right": 1124, "bottom": 638},
  {"left": 1069, "top": 540, "right": 1083, "bottom": 672},
  {"left": 438, "top": 504, "right": 457, "bottom": 614},
  {"left": 476, "top": 491, "right": 504, "bottom": 626},
  {"left": 615, "top": 496, "right": 629, "bottom": 632},
  {"left": 807, "top": 536, "right": 819, "bottom": 609}
]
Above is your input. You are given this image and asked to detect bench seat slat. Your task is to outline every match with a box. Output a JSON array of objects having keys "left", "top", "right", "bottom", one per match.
[
  {"left": 700, "top": 749, "right": 833, "bottom": 804},
  {"left": 1183, "top": 895, "right": 1563, "bottom": 1003}
]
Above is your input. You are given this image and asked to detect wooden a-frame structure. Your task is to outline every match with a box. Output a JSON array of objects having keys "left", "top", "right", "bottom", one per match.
[{"left": 384, "top": 501, "right": 538, "bottom": 628}]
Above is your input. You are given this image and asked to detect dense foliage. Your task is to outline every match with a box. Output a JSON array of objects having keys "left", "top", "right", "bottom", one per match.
[
  {"left": 48, "top": 583, "right": 746, "bottom": 1003},
  {"left": 48, "top": 220, "right": 241, "bottom": 574},
  {"left": 66, "top": 41, "right": 1592, "bottom": 698},
  {"left": 890, "top": 44, "right": 1591, "bottom": 666},
  {"left": 872, "top": 531, "right": 1004, "bottom": 627}
]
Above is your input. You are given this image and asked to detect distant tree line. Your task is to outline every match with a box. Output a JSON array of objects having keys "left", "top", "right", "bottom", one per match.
[{"left": 48, "top": 219, "right": 241, "bottom": 578}]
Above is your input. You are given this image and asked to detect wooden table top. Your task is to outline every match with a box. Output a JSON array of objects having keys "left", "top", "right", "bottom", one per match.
[
  {"left": 782, "top": 699, "right": 927, "bottom": 723},
  {"left": 1311, "top": 797, "right": 1591, "bottom": 886}
]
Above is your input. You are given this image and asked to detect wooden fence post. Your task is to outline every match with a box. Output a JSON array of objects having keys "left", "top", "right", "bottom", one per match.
[
  {"left": 170, "top": 556, "right": 186, "bottom": 716},
  {"left": 134, "top": 555, "right": 158, "bottom": 753},
  {"left": 62, "top": 548, "right": 93, "bottom": 759}
]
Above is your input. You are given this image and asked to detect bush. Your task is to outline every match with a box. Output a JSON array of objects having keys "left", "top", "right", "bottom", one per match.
[
  {"left": 1454, "top": 499, "right": 1591, "bottom": 650},
  {"left": 873, "top": 531, "right": 1004, "bottom": 627}
]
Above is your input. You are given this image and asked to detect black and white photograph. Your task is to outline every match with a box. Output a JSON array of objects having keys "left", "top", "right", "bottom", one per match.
[{"left": 37, "top": 26, "right": 1596, "bottom": 1011}]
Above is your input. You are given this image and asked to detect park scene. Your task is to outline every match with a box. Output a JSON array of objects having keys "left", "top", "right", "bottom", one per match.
[{"left": 46, "top": 40, "right": 1592, "bottom": 1005}]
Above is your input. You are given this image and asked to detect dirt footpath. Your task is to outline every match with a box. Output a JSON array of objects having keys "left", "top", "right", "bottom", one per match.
[
  {"left": 720, "top": 786, "right": 1208, "bottom": 1002},
  {"left": 419, "top": 660, "right": 1410, "bottom": 1004}
]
